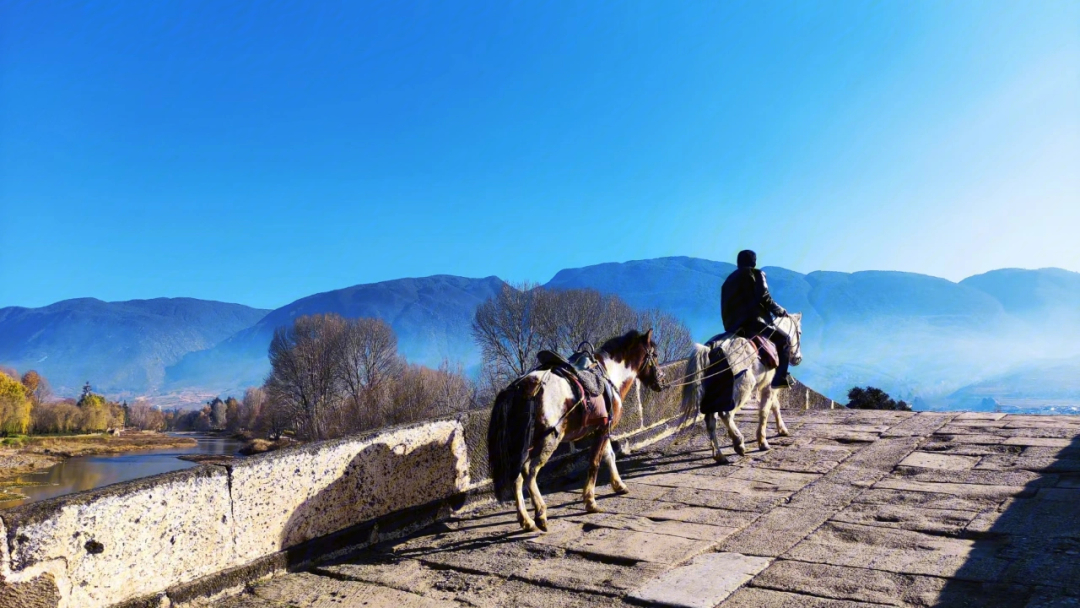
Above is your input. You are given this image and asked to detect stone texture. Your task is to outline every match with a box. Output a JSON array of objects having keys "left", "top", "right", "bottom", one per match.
[
  {"left": 252, "top": 571, "right": 453, "bottom": 607},
  {"left": 750, "top": 560, "right": 1034, "bottom": 607},
  {"left": 1, "top": 466, "right": 237, "bottom": 608},
  {"left": 720, "top": 587, "right": 884, "bottom": 607},
  {"left": 229, "top": 420, "right": 470, "bottom": 560},
  {"left": 718, "top": 507, "right": 834, "bottom": 557},
  {"left": 629, "top": 552, "right": 771, "bottom": 608},
  {"left": 785, "top": 522, "right": 1011, "bottom": 580}
]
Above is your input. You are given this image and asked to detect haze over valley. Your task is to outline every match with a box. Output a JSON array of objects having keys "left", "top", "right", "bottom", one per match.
[{"left": 2, "top": 257, "right": 1077, "bottom": 413}]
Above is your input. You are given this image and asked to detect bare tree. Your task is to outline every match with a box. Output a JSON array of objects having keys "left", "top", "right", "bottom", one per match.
[
  {"left": 337, "top": 317, "right": 401, "bottom": 432},
  {"left": 471, "top": 282, "right": 545, "bottom": 384},
  {"left": 636, "top": 308, "right": 693, "bottom": 363},
  {"left": 472, "top": 286, "right": 692, "bottom": 394},
  {"left": 127, "top": 401, "right": 165, "bottom": 431},
  {"left": 265, "top": 313, "right": 347, "bottom": 440},
  {"left": 240, "top": 387, "right": 267, "bottom": 430}
]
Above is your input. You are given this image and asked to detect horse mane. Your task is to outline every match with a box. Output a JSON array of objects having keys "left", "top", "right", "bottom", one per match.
[{"left": 599, "top": 330, "right": 646, "bottom": 361}]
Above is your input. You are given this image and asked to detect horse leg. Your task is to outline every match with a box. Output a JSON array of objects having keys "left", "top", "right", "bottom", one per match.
[
  {"left": 705, "top": 413, "right": 729, "bottom": 464},
  {"left": 514, "top": 466, "right": 536, "bottom": 532},
  {"left": 719, "top": 410, "right": 746, "bottom": 456},
  {"left": 526, "top": 432, "right": 560, "bottom": 532},
  {"left": 583, "top": 432, "right": 610, "bottom": 513},
  {"left": 757, "top": 386, "right": 772, "bottom": 451},
  {"left": 604, "top": 440, "right": 630, "bottom": 494},
  {"left": 772, "top": 388, "right": 790, "bottom": 436}
]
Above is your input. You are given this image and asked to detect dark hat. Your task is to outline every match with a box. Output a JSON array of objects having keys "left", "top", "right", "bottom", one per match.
[{"left": 737, "top": 250, "right": 757, "bottom": 268}]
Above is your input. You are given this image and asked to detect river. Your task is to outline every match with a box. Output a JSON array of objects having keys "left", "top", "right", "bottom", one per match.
[{"left": 0, "top": 434, "right": 246, "bottom": 509}]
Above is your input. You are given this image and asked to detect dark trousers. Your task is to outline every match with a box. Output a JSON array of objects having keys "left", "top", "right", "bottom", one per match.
[{"left": 741, "top": 319, "right": 790, "bottom": 387}]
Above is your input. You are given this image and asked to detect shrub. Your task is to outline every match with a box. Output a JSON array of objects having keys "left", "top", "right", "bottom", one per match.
[{"left": 846, "top": 386, "right": 911, "bottom": 411}]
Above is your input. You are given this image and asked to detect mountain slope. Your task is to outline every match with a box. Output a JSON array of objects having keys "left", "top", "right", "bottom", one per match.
[
  {"left": 960, "top": 267, "right": 1080, "bottom": 320},
  {"left": 0, "top": 298, "right": 269, "bottom": 395},
  {"left": 166, "top": 275, "right": 506, "bottom": 394},
  {"left": 542, "top": 258, "right": 1080, "bottom": 404}
]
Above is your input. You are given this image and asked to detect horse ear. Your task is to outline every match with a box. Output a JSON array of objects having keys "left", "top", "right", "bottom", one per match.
[
  {"left": 792, "top": 312, "right": 802, "bottom": 321},
  {"left": 644, "top": 328, "right": 654, "bottom": 343}
]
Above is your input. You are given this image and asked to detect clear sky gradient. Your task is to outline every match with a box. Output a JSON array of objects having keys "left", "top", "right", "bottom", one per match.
[{"left": 2, "top": 1, "right": 1077, "bottom": 309}]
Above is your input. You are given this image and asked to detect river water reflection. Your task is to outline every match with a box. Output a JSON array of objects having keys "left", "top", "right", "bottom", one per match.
[{"left": 0, "top": 434, "right": 245, "bottom": 509}]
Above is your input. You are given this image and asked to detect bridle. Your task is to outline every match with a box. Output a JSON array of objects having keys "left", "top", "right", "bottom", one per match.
[{"left": 642, "top": 344, "right": 666, "bottom": 390}]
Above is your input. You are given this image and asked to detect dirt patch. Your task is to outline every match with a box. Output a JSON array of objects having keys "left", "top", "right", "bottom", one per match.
[{"left": 239, "top": 438, "right": 296, "bottom": 455}]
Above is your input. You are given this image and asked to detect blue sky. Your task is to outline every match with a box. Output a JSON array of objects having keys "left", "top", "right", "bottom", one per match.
[{"left": 1, "top": 1, "right": 1077, "bottom": 309}]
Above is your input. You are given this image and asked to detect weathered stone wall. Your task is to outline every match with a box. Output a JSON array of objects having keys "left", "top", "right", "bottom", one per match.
[{"left": 0, "top": 359, "right": 834, "bottom": 608}]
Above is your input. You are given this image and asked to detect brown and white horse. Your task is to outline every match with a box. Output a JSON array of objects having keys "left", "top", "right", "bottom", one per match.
[
  {"left": 487, "top": 329, "right": 666, "bottom": 532},
  {"left": 681, "top": 313, "right": 803, "bottom": 464}
]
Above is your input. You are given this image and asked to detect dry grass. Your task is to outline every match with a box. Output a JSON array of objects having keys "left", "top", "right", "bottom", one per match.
[{"left": 19, "top": 432, "right": 197, "bottom": 458}]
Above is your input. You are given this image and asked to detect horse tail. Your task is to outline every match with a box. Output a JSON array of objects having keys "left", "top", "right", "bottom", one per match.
[
  {"left": 487, "top": 375, "right": 539, "bottom": 502},
  {"left": 679, "top": 343, "right": 710, "bottom": 426}
]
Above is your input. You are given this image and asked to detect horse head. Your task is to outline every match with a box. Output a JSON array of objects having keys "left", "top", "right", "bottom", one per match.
[
  {"left": 636, "top": 328, "right": 667, "bottom": 392},
  {"left": 598, "top": 328, "right": 666, "bottom": 393}
]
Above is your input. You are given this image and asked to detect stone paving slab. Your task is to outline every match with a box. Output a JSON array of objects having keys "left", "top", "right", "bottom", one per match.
[
  {"left": 628, "top": 552, "right": 771, "bottom": 608},
  {"left": 898, "top": 451, "right": 979, "bottom": 470},
  {"left": 211, "top": 408, "right": 1080, "bottom": 608}
]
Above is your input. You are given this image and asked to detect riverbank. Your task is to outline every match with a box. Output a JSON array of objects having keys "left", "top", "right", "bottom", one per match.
[{"left": 0, "top": 432, "right": 198, "bottom": 485}]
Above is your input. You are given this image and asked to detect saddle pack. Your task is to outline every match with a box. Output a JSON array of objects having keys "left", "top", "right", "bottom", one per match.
[
  {"left": 706, "top": 331, "right": 779, "bottom": 371},
  {"left": 535, "top": 345, "right": 612, "bottom": 427}
]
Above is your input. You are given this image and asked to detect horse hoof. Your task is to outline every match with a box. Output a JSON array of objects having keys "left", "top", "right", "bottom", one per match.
[
  {"left": 759, "top": 442, "right": 770, "bottom": 452},
  {"left": 778, "top": 428, "right": 791, "bottom": 437},
  {"left": 586, "top": 501, "right": 602, "bottom": 514},
  {"left": 521, "top": 520, "right": 539, "bottom": 532},
  {"left": 713, "top": 453, "right": 730, "bottom": 465},
  {"left": 734, "top": 444, "right": 746, "bottom": 457},
  {"left": 613, "top": 483, "right": 630, "bottom": 495},
  {"left": 536, "top": 517, "right": 549, "bottom": 532}
]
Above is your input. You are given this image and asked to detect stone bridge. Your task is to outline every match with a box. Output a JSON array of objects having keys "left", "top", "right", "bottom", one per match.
[{"left": 3, "top": 359, "right": 1078, "bottom": 607}]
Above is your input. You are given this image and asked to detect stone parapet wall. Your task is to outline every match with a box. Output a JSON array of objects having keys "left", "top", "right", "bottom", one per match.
[{"left": 0, "top": 359, "right": 834, "bottom": 608}]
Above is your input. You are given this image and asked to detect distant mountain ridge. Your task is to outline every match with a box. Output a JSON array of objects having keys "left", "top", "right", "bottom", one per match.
[
  {"left": 546, "top": 258, "right": 1080, "bottom": 408},
  {"left": 2, "top": 259, "right": 1077, "bottom": 411},
  {"left": 164, "top": 275, "right": 506, "bottom": 395},
  {"left": 0, "top": 298, "right": 269, "bottom": 396}
]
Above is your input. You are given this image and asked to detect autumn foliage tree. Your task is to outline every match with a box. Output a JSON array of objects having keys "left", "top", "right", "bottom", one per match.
[{"left": 0, "top": 371, "right": 32, "bottom": 435}]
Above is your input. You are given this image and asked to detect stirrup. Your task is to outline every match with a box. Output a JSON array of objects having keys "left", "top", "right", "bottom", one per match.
[{"left": 771, "top": 374, "right": 795, "bottom": 389}]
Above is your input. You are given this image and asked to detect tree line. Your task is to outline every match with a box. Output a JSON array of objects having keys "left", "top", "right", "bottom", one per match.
[
  {"left": 0, "top": 372, "right": 129, "bottom": 436},
  {"left": 1, "top": 284, "right": 692, "bottom": 442}
]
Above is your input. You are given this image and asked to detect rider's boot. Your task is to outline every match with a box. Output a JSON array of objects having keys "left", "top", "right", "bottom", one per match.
[{"left": 770, "top": 349, "right": 793, "bottom": 389}]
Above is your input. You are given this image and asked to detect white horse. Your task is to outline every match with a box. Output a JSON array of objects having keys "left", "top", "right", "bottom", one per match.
[{"left": 681, "top": 313, "right": 802, "bottom": 463}]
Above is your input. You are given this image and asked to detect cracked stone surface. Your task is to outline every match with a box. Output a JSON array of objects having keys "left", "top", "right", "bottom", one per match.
[{"left": 215, "top": 408, "right": 1080, "bottom": 608}]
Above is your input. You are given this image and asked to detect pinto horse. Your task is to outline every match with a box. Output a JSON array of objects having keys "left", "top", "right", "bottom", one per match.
[
  {"left": 487, "top": 329, "right": 665, "bottom": 532},
  {"left": 680, "top": 313, "right": 802, "bottom": 464}
]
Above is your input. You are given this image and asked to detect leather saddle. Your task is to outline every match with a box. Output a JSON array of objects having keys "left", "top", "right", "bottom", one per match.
[{"left": 536, "top": 347, "right": 611, "bottom": 427}]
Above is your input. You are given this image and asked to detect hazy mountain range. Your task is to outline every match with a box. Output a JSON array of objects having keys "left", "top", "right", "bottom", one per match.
[{"left": 2, "top": 257, "right": 1078, "bottom": 412}]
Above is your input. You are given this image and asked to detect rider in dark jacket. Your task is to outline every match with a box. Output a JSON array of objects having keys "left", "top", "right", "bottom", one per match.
[{"left": 721, "top": 250, "right": 793, "bottom": 388}]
